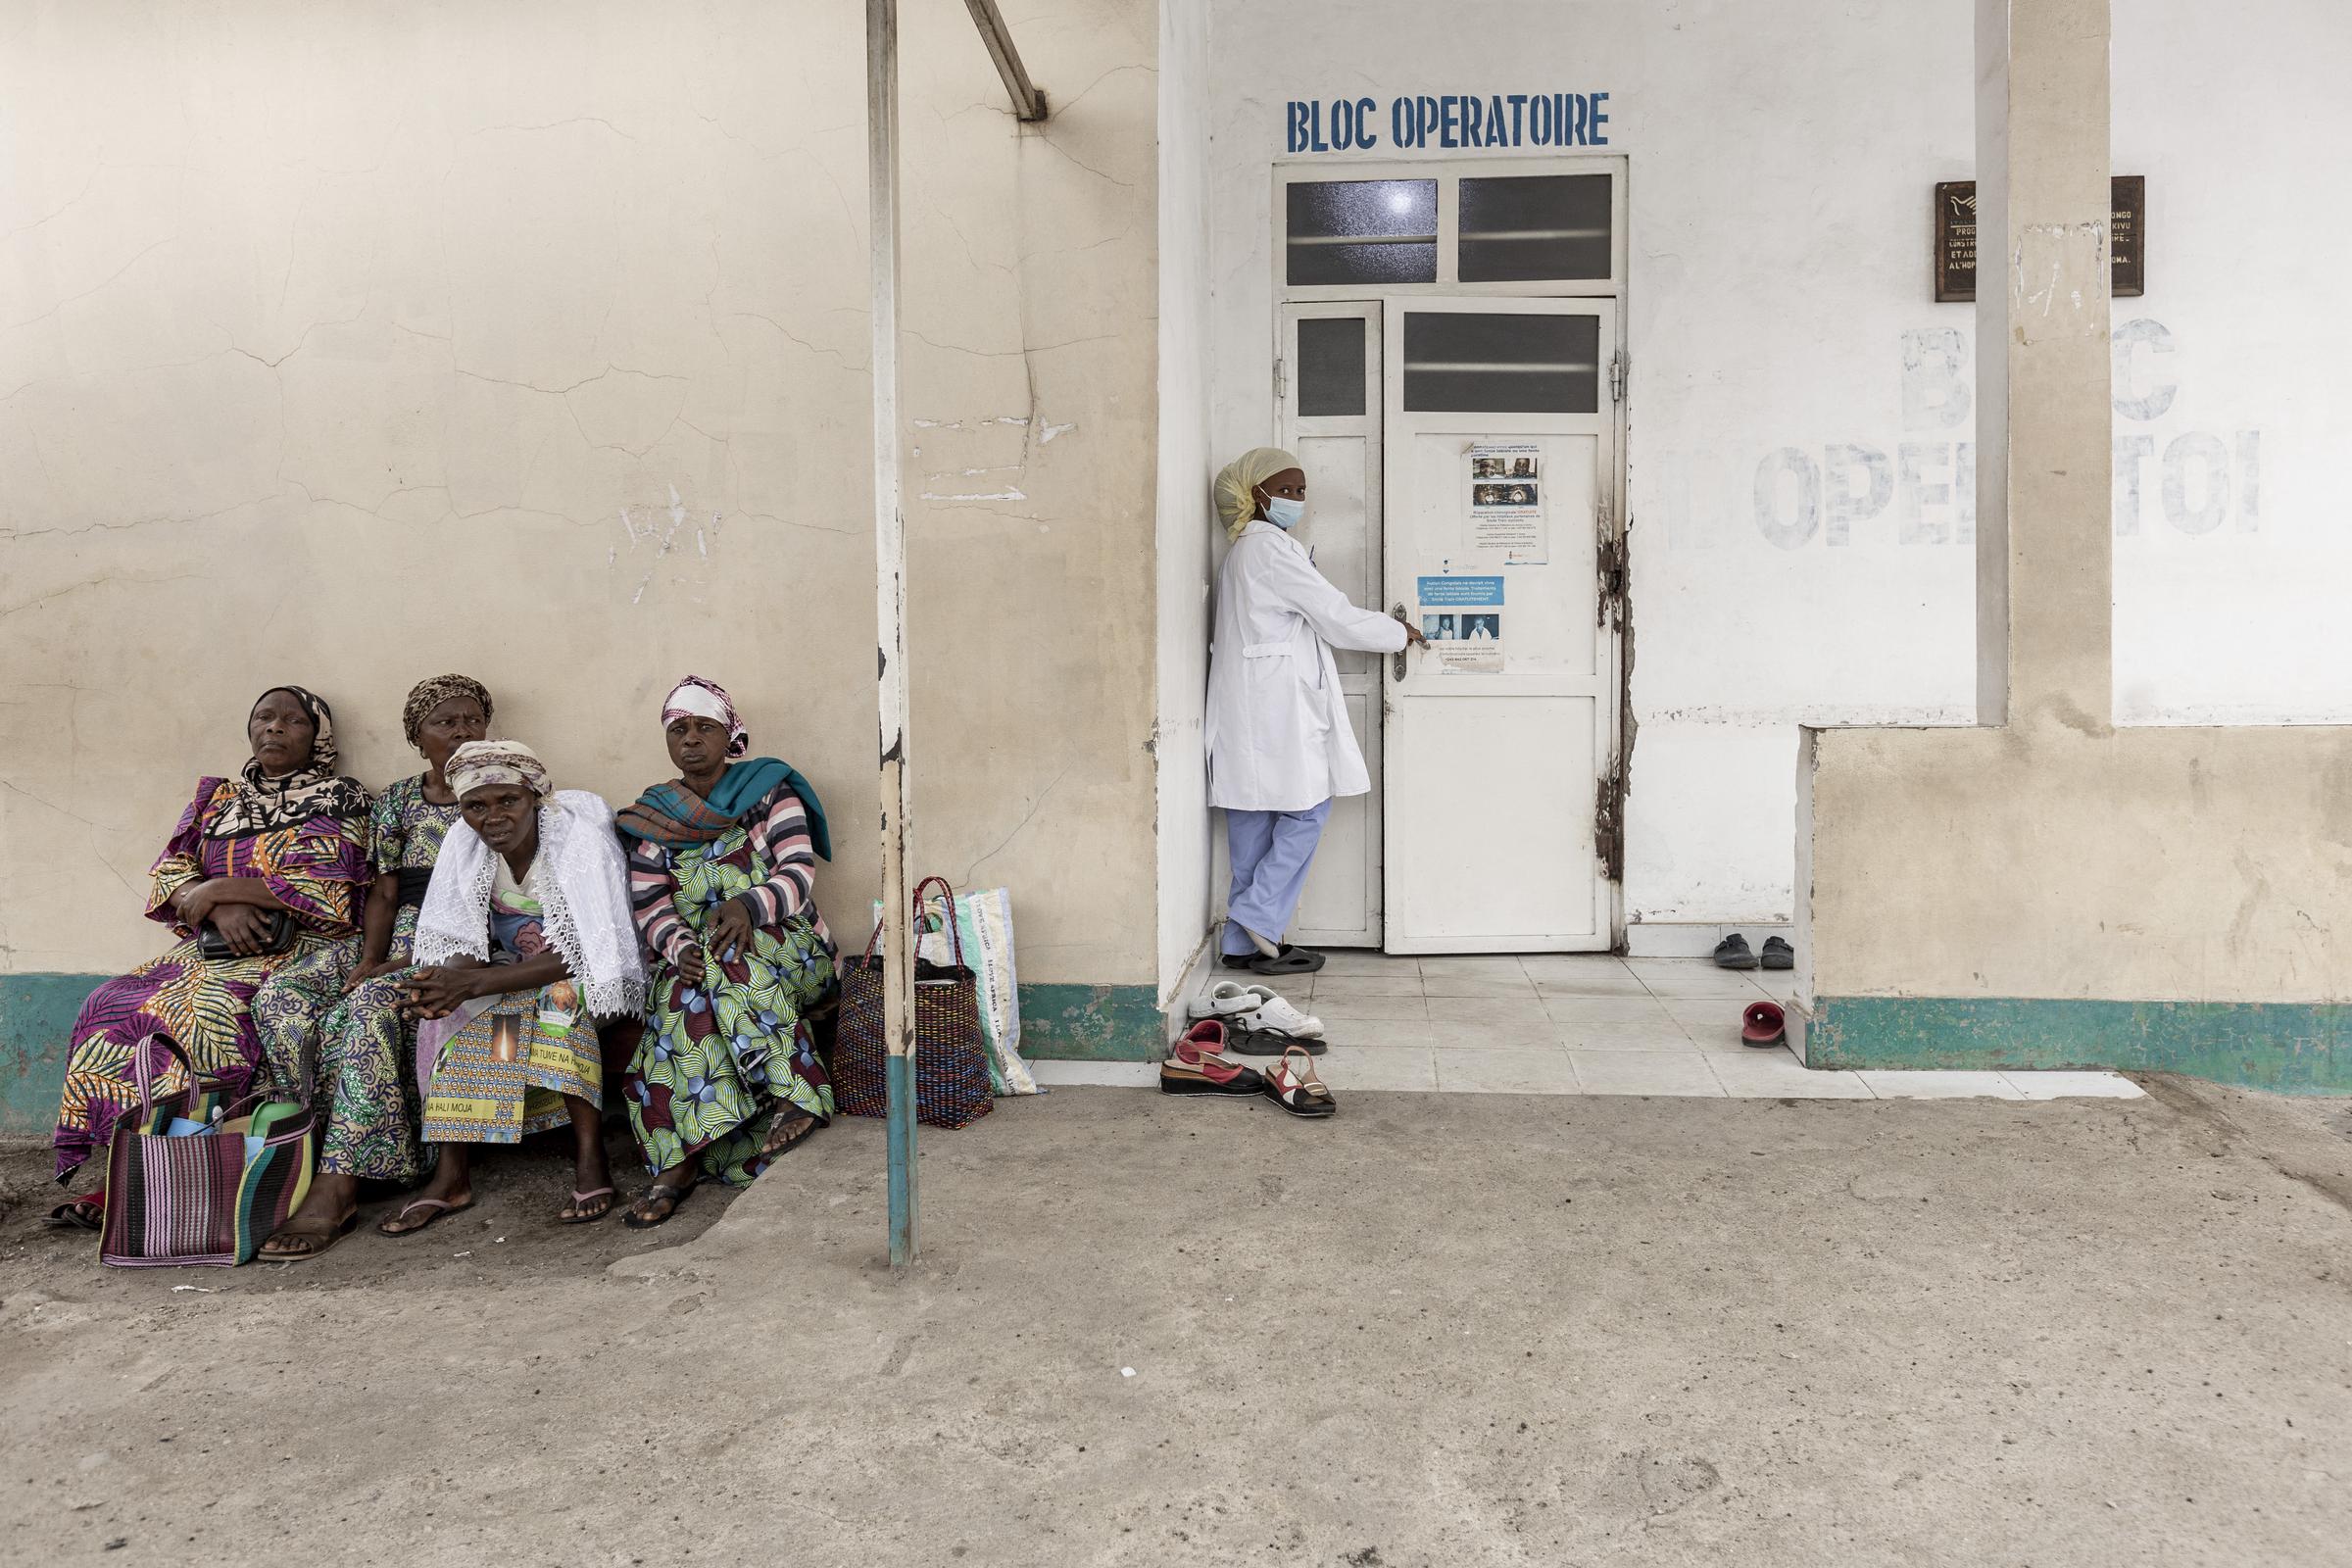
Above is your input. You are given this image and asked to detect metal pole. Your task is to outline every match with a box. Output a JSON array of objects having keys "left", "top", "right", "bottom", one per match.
[
  {"left": 867, "top": 0, "right": 918, "bottom": 1268},
  {"left": 960, "top": 0, "right": 1049, "bottom": 122}
]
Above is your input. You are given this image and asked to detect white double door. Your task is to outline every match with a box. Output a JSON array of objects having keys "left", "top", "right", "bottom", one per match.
[{"left": 1278, "top": 296, "right": 1619, "bottom": 953}]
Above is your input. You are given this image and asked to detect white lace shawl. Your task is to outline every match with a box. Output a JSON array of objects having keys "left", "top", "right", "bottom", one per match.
[{"left": 411, "top": 789, "right": 648, "bottom": 1017}]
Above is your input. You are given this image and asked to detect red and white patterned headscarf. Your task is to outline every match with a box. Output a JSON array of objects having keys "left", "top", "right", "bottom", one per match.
[{"left": 662, "top": 675, "right": 749, "bottom": 759}]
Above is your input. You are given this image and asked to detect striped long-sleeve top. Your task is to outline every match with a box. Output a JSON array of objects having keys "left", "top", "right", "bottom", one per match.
[{"left": 626, "top": 781, "right": 831, "bottom": 967}]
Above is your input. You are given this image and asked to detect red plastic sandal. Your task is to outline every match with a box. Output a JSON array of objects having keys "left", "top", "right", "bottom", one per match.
[{"left": 1160, "top": 1020, "right": 1267, "bottom": 1099}]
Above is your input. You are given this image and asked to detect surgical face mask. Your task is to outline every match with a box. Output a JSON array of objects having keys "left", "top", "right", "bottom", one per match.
[{"left": 1263, "top": 496, "right": 1305, "bottom": 531}]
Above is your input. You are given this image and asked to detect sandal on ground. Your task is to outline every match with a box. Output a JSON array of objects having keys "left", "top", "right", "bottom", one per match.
[
  {"left": 1261, "top": 1045, "right": 1338, "bottom": 1119},
  {"left": 376, "top": 1196, "right": 474, "bottom": 1237},
  {"left": 624, "top": 1182, "right": 697, "bottom": 1231},
  {"left": 1760, "top": 936, "right": 1794, "bottom": 971},
  {"left": 1712, "top": 934, "right": 1759, "bottom": 970},
  {"left": 760, "top": 1112, "right": 822, "bottom": 1159},
  {"left": 1159, "top": 1021, "right": 1266, "bottom": 1099},
  {"left": 44, "top": 1195, "right": 103, "bottom": 1231},
  {"left": 1247, "top": 944, "right": 1324, "bottom": 976},
  {"left": 259, "top": 1210, "right": 360, "bottom": 1261},
  {"left": 558, "top": 1187, "right": 615, "bottom": 1225},
  {"left": 1226, "top": 1023, "right": 1327, "bottom": 1057}
]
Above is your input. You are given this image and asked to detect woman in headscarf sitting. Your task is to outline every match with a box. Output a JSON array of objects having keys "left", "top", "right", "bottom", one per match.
[
  {"left": 1206, "top": 447, "right": 1422, "bottom": 976},
  {"left": 250, "top": 674, "right": 493, "bottom": 1259},
  {"left": 612, "top": 676, "right": 837, "bottom": 1229},
  {"left": 47, "top": 687, "right": 372, "bottom": 1227},
  {"left": 375, "top": 740, "right": 645, "bottom": 1235}
]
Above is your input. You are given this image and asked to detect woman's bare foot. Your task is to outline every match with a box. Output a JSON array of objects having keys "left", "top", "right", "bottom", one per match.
[
  {"left": 625, "top": 1158, "right": 699, "bottom": 1228},
  {"left": 760, "top": 1110, "right": 820, "bottom": 1159},
  {"left": 260, "top": 1172, "right": 360, "bottom": 1259},
  {"left": 557, "top": 1096, "right": 613, "bottom": 1222},
  {"left": 378, "top": 1148, "right": 472, "bottom": 1236}
]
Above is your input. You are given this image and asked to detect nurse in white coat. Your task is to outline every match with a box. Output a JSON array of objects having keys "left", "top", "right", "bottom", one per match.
[{"left": 1206, "top": 447, "right": 1424, "bottom": 975}]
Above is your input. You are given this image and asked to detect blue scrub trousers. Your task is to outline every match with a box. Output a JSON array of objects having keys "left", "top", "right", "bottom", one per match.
[{"left": 1222, "top": 800, "right": 1334, "bottom": 956}]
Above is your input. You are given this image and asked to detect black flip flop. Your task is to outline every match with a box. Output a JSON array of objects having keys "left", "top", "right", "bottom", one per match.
[
  {"left": 44, "top": 1198, "right": 103, "bottom": 1232},
  {"left": 624, "top": 1182, "right": 697, "bottom": 1231},
  {"left": 761, "top": 1112, "right": 824, "bottom": 1159},
  {"left": 1248, "top": 944, "right": 1324, "bottom": 976},
  {"left": 1226, "top": 1025, "right": 1327, "bottom": 1057}
]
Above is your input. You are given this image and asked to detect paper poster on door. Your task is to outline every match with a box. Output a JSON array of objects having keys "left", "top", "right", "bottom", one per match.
[
  {"left": 1417, "top": 575, "right": 1504, "bottom": 672},
  {"left": 1467, "top": 442, "right": 1547, "bottom": 564}
]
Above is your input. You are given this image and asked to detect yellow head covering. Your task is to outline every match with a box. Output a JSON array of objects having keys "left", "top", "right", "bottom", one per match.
[{"left": 1212, "top": 447, "right": 1302, "bottom": 542}]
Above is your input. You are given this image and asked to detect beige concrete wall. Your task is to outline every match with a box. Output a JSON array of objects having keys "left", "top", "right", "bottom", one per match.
[
  {"left": 0, "top": 0, "right": 1160, "bottom": 984},
  {"left": 1800, "top": 0, "right": 2352, "bottom": 1013},
  {"left": 1801, "top": 718, "right": 2352, "bottom": 1004}
]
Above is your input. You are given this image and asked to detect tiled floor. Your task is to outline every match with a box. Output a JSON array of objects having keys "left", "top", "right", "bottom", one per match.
[{"left": 1030, "top": 956, "right": 2144, "bottom": 1102}]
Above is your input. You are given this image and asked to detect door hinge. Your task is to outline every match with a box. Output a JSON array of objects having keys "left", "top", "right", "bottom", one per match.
[
  {"left": 1274, "top": 356, "right": 1287, "bottom": 404},
  {"left": 1594, "top": 756, "right": 1627, "bottom": 883},
  {"left": 1595, "top": 526, "right": 1629, "bottom": 630},
  {"left": 1607, "top": 348, "right": 1627, "bottom": 404}
]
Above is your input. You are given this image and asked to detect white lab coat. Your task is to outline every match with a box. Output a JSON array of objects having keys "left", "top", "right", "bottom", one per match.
[{"left": 1206, "top": 519, "right": 1407, "bottom": 812}]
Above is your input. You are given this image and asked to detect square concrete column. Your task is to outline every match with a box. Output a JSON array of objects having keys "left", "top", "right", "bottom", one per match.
[{"left": 1974, "top": 0, "right": 2113, "bottom": 730}]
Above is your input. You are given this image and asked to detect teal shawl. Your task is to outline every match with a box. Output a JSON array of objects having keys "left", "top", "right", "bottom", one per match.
[{"left": 613, "top": 758, "right": 832, "bottom": 859}]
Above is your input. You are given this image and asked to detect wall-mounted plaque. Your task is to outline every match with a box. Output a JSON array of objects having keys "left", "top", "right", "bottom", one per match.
[
  {"left": 1934, "top": 181, "right": 1978, "bottom": 302},
  {"left": 2109, "top": 174, "right": 2144, "bottom": 297},
  {"left": 1935, "top": 176, "right": 2145, "bottom": 302}
]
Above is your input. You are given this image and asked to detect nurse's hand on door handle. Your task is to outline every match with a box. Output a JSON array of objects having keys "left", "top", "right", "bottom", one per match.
[{"left": 1391, "top": 603, "right": 1427, "bottom": 680}]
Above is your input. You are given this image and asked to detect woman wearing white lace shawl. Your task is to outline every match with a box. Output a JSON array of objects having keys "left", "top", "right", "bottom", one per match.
[{"left": 378, "top": 741, "right": 646, "bottom": 1234}]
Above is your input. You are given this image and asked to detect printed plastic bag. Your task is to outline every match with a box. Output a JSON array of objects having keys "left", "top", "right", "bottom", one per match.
[{"left": 871, "top": 885, "right": 1037, "bottom": 1096}]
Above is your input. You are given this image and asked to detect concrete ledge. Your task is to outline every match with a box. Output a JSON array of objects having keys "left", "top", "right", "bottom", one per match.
[
  {"left": 0, "top": 973, "right": 1166, "bottom": 1134},
  {"left": 1810, "top": 995, "right": 2351, "bottom": 1094}
]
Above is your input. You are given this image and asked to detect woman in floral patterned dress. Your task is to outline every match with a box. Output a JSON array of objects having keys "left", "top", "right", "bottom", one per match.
[
  {"left": 251, "top": 674, "right": 492, "bottom": 1259},
  {"left": 48, "top": 686, "right": 370, "bottom": 1226},
  {"left": 615, "top": 676, "right": 837, "bottom": 1229}
]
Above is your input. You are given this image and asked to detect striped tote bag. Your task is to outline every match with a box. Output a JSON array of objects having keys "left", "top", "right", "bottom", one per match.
[{"left": 98, "top": 1036, "right": 314, "bottom": 1268}]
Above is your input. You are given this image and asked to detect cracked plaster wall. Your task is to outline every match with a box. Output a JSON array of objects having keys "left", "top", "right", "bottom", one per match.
[{"left": 0, "top": 0, "right": 1161, "bottom": 986}]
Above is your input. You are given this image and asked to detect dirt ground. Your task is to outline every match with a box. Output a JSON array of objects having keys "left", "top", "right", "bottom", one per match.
[{"left": 3, "top": 1077, "right": 2349, "bottom": 1568}]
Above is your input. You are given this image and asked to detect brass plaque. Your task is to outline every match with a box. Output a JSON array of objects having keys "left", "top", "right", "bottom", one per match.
[{"left": 1935, "top": 176, "right": 2144, "bottom": 301}]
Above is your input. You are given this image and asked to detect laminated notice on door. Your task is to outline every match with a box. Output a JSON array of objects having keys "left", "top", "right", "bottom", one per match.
[
  {"left": 1467, "top": 442, "right": 1547, "bottom": 564},
  {"left": 1417, "top": 575, "right": 1504, "bottom": 672}
]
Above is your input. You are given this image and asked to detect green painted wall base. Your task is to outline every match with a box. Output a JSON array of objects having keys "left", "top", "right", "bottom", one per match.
[
  {"left": 1810, "top": 995, "right": 2351, "bottom": 1094},
  {"left": 1014, "top": 983, "right": 1163, "bottom": 1062},
  {"left": 2, "top": 973, "right": 92, "bottom": 1138},
  {"left": 0, "top": 972, "right": 1165, "bottom": 1136}
]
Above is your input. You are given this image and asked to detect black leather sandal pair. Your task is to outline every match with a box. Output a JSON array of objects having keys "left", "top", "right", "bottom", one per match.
[{"left": 1712, "top": 933, "right": 1793, "bottom": 971}]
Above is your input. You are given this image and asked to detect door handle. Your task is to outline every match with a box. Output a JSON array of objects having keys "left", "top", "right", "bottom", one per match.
[{"left": 1391, "top": 603, "right": 1410, "bottom": 681}]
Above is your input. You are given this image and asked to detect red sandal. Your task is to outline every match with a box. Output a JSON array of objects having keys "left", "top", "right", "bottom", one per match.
[
  {"left": 1261, "top": 1044, "right": 1337, "bottom": 1118},
  {"left": 1159, "top": 1021, "right": 1267, "bottom": 1099}
]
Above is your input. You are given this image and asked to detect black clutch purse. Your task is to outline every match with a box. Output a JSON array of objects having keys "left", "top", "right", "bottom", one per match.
[{"left": 195, "top": 908, "right": 297, "bottom": 961}]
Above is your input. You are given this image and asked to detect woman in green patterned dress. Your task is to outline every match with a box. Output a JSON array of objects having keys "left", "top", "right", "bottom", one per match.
[
  {"left": 252, "top": 675, "right": 491, "bottom": 1258},
  {"left": 614, "top": 675, "right": 837, "bottom": 1229}
]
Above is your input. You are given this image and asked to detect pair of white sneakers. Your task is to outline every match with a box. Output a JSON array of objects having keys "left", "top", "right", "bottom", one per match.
[{"left": 1188, "top": 979, "right": 1324, "bottom": 1039}]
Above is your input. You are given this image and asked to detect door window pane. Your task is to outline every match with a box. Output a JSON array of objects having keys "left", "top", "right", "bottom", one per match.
[
  {"left": 1457, "top": 174, "right": 1611, "bottom": 283},
  {"left": 1285, "top": 179, "right": 1438, "bottom": 286},
  {"left": 1296, "top": 317, "right": 1367, "bottom": 417},
  {"left": 1401, "top": 312, "right": 1599, "bottom": 413}
]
